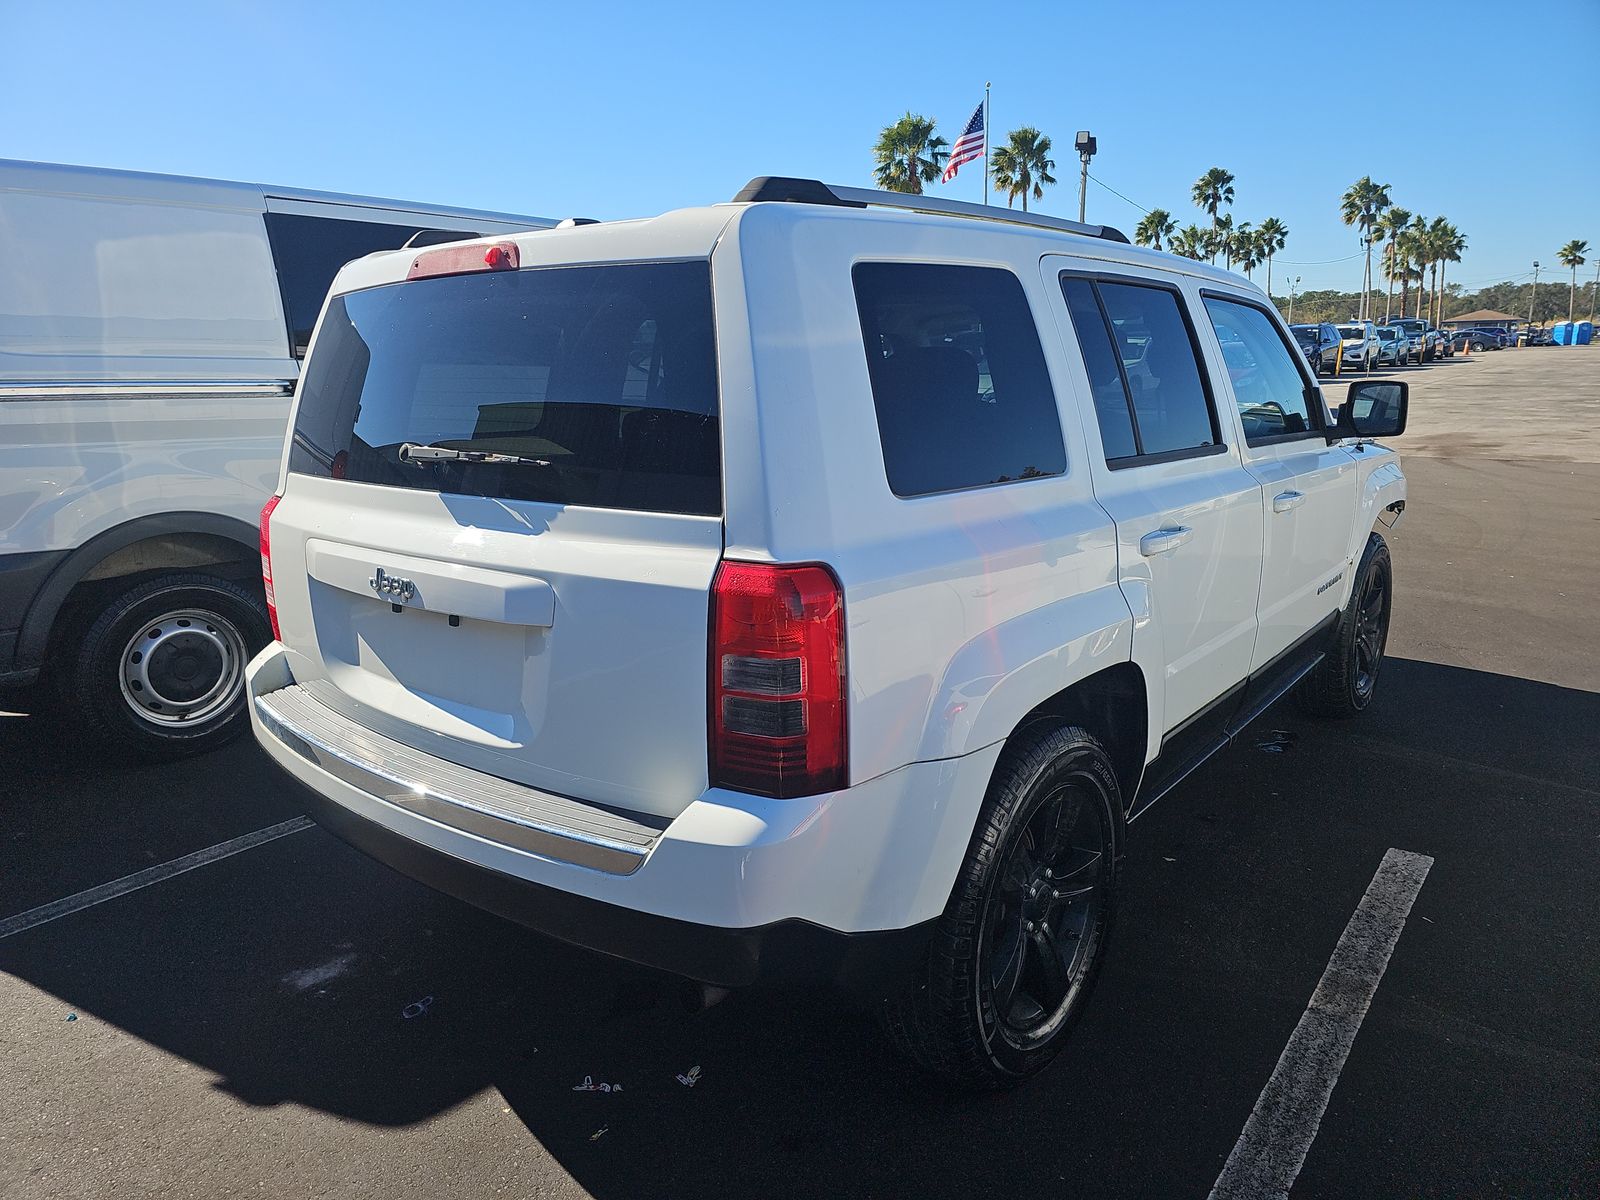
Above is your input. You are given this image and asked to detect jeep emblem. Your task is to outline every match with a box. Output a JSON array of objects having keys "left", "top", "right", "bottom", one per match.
[{"left": 369, "top": 566, "right": 417, "bottom": 601}]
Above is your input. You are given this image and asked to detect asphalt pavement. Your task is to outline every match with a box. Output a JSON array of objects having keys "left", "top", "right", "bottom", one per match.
[{"left": 2, "top": 347, "right": 1596, "bottom": 1199}]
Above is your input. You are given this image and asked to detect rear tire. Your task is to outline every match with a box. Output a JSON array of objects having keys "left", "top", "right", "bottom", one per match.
[
  {"left": 880, "top": 724, "right": 1119, "bottom": 1090},
  {"left": 72, "top": 573, "right": 270, "bottom": 760},
  {"left": 1298, "top": 534, "right": 1392, "bottom": 719}
]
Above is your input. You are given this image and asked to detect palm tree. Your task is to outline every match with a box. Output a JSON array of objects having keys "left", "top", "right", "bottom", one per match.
[
  {"left": 1558, "top": 239, "right": 1589, "bottom": 323},
  {"left": 1256, "top": 217, "right": 1288, "bottom": 297},
  {"left": 1436, "top": 225, "right": 1466, "bottom": 324},
  {"left": 1341, "top": 177, "right": 1392, "bottom": 320},
  {"left": 1231, "top": 222, "right": 1260, "bottom": 277},
  {"left": 989, "top": 127, "right": 1056, "bottom": 213},
  {"left": 1405, "top": 216, "right": 1430, "bottom": 321},
  {"left": 1134, "top": 208, "right": 1177, "bottom": 251},
  {"left": 1211, "top": 213, "right": 1236, "bottom": 269},
  {"left": 1191, "top": 168, "right": 1236, "bottom": 263},
  {"left": 1376, "top": 206, "right": 1411, "bottom": 321},
  {"left": 873, "top": 113, "right": 948, "bottom": 195},
  {"left": 1170, "top": 224, "right": 1207, "bottom": 260},
  {"left": 1424, "top": 217, "right": 1453, "bottom": 327}
]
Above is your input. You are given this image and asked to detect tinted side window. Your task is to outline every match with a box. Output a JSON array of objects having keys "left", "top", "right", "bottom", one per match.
[
  {"left": 265, "top": 213, "right": 482, "bottom": 356},
  {"left": 853, "top": 263, "right": 1066, "bottom": 497},
  {"left": 1059, "top": 274, "right": 1220, "bottom": 463},
  {"left": 1203, "top": 297, "right": 1320, "bottom": 443}
]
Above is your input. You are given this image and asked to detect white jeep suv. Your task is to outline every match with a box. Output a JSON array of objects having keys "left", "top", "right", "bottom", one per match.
[{"left": 248, "top": 178, "right": 1409, "bottom": 1089}]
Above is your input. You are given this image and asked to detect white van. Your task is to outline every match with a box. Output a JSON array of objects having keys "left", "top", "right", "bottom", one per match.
[
  {"left": 248, "top": 177, "right": 1408, "bottom": 1088},
  {"left": 0, "top": 159, "right": 552, "bottom": 756}
]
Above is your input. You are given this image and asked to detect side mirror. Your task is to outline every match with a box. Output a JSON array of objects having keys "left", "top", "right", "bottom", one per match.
[{"left": 1336, "top": 379, "right": 1408, "bottom": 439}]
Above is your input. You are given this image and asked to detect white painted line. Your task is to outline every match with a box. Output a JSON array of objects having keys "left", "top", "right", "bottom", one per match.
[
  {"left": 1209, "top": 847, "right": 1434, "bottom": 1200},
  {"left": 0, "top": 817, "right": 316, "bottom": 940}
]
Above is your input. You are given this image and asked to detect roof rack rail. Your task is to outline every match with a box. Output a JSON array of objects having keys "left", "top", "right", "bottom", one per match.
[{"left": 732, "top": 176, "right": 1130, "bottom": 244}]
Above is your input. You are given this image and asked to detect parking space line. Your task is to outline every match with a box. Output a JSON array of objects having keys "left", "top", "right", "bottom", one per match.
[
  {"left": 0, "top": 817, "right": 316, "bottom": 940},
  {"left": 1209, "top": 848, "right": 1434, "bottom": 1200}
]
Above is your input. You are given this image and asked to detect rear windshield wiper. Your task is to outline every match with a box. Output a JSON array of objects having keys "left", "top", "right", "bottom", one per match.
[{"left": 398, "top": 442, "right": 552, "bottom": 468}]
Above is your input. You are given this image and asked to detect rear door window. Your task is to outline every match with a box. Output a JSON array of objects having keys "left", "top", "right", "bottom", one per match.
[
  {"left": 852, "top": 262, "right": 1066, "bottom": 497},
  {"left": 1059, "top": 274, "right": 1222, "bottom": 465},
  {"left": 289, "top": 260, "right": 721, "bottom": 516},
  {"left": 265, "top": 213, "right": 483, "bottom": 356}
]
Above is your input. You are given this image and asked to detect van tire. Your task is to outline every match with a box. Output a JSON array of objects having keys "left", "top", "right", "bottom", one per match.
[
  {"left": 72, "top": 573, "right": 270, "bottom": 760},
  {"left": 1298, "top": 534, "right": 1392, "bottom": 719},
  {"left": 880, "top": 724, "right": 1119, "bottom": 1089}
]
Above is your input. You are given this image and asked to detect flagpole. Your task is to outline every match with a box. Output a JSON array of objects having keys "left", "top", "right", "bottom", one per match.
[{"left": 983, "top": 81, "right": 991, "bottom": 206}]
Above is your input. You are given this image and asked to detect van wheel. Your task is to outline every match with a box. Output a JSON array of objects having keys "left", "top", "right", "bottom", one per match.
[
  {"left": 73, "top": 573, "right": 270, "bottom": 760},
  {"left": 880, "top": 724, "right": 1118, "bottom": 1089},
  {"left": 1298, "top": 534, "right": 1392, "bottom": 719}
]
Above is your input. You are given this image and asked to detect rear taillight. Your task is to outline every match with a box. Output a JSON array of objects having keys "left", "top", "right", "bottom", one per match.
[
  {"left": 709, "top": 562, "right": 846, "bottom": 798},
  {"left": 260, "top": 494, "right": 281, "bottom": 640}
]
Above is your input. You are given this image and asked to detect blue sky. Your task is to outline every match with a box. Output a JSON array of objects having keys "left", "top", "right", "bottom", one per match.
[{"left": 5, "top": 0, "right": 1596, "bottom": 294}]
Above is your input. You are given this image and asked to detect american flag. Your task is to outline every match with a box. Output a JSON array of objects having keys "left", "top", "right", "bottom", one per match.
[{"left": 940, "top": 101, "right": 985, "bottom": 184}]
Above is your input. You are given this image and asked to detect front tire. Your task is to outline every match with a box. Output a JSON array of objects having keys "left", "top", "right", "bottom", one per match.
[
  {"left": 1298, "top": 534, "right": 1392, "bottom": 718},
  {"left": 881, "top": 724, "right": 1119, "bottom": 1089},
  {"left": 72, "top": 572, "right": 271, "bottom": 760}
]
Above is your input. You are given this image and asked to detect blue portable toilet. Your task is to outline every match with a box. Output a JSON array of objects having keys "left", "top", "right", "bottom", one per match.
[
  {"left": 1552, "top": 321, "right": 1573, "bottom": 345},
  {"left": 1577, "top": 322, "right": 1594, "bottom": 346}
]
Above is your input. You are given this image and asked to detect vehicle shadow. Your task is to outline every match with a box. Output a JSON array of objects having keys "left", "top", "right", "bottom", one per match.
[{"left": 1, "top": 657, "right": 1595, "bottom": 1198}]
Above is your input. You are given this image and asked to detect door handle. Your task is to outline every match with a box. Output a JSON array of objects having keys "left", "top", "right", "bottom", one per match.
[
  {"left": 1139, "top": 526, "right": 1194, "bottom": 557},
  {"left": 1273, "top": 490, "right": 1308, "bottom": 513}
]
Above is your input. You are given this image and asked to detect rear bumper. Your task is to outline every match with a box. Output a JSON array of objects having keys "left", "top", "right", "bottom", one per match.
[{"left": 247, "top": 645, "right": 1001, "bottom": 991}]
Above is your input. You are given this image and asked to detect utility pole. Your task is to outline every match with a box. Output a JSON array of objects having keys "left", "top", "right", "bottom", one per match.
[
  {"left": 1590, "top": 258, "right": 1598, "bottom": 325},
  {"left": 1288, "top": 275, "right": 1301, "bottom": 323},
  {"left": 1075, "top": 131, "right": 1096, "bottom": 224},
  {"left": 1529, "top": 261, "right": 1540, "bottom": 327}
]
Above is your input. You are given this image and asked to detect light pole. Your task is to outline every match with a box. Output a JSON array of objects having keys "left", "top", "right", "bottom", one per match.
[
  {"left": 1288, "top": 275, "right": 1302, "bottom": 323},
  {"left": 1529, "top": 260, "right": 1539, "bottom": 328},
  {"left": 1075, "top": 131, "right": 1096, "bottom": 224},
  {"left": 1358, "top": 235, "right": 1372, "bottom": 320}
]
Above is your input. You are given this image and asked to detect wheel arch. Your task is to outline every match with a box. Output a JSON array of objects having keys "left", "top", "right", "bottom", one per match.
[
  {"left": 1007, "top": 661, "right": 1149, "bottom": 835},
  {"left": 15, "top": 512, "right": 261, "bottom": 672}
]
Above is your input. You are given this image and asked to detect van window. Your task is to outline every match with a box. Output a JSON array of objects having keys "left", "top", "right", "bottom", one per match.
[
  {"left": 265, "top": 213, "right": 482, "bottom": 356},
  {"left": 1202, "top": 297, "right": 1321, "bottom": 443},
  {"left": 289, "top": 261, "right": 721, "bottom": 516},
  {"left": 1059, "top": 275, "right": 1221, "bottom": 464},
  {"left": 0, "top": 191, "right": 287, "bottom": 368},
  {"left": 852, "top": 262, "right": 1066, "bottom": 497}
]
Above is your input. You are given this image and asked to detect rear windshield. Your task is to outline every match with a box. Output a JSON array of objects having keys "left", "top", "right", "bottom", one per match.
[{"left": 289, "top": 261, "right": 721, "bottom": 516}]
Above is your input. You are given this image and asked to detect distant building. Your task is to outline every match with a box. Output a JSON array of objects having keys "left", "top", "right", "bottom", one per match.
[{"left": 1442, "top": 308, "right": 1521, "bottom": 331}]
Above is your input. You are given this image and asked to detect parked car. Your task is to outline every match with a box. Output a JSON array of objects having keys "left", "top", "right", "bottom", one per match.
[
  {"left": 1290, "top": 321, "right": 1342, "bottom": 376},
  {"left": 1518, "top": 326, "right": 1549, "bottom": 346},
  {"left": 1430, "top": 328, "right": 1454, "bottom": 358},
  {"left": 0, "top": 159, "right": 554, "bottom": 756},
  {"left": 1387, "top": 317, "right": 1447, "bottom": 363},
  {"left": 248, "top": 175, "right": 1411, "bottom": 1089},
  {"left": 1451, "top": 328, "right": 1507, "bottom": 352},
  {"left": 1336, "top": 320, "right": 1382, "bottom": 371},
  {"left": 1374, "top": 325, "right": 1411, "bottom": 366}
]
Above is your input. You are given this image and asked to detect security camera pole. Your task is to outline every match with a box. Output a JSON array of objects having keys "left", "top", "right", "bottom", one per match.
[
  {"left": 1075, "top": 131, "right": 1096, "bottom": 224},
  {"left": 1529, "top": 261, "right": 1539, "bottom": 327}
]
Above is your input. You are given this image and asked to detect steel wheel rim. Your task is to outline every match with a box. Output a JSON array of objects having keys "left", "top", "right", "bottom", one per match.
[
  {"left": 978, "top": 776, "right": 1110, "bottom": 1051},
  {"left": 118, "top": 607, "right": 247, "bottom": 728},
  {"left": 1353, "top": 569, "right": 1388, "bottom": 699}
]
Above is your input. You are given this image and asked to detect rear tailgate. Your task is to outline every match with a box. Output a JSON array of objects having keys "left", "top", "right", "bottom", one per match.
[{"left": 267, "top": 257, "right": 723, "bottom": 820}]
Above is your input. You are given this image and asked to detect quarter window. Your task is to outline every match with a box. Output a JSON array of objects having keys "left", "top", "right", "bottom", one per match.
[
  {"left": 1059, "top": 275, "right": 1221, "bottom": 464},
  {"left": 1202, "top": 297, "right": 1322, "bottom": 443},
  {"left": 853, "top": 263, "right": 1067, "bottom": 497}
]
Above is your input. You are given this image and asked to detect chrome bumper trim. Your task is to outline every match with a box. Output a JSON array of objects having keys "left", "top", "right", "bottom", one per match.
[{"left": 255, "top": 684, "right": 657, "bottom": 876}]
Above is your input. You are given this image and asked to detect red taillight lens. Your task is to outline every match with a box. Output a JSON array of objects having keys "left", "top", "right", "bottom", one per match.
[
  {"left": 709, "top": 562, "right": 846, "bottom": 798},
  {"left": 260, "top": 494, "right": 281, "bottom": 640}
]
